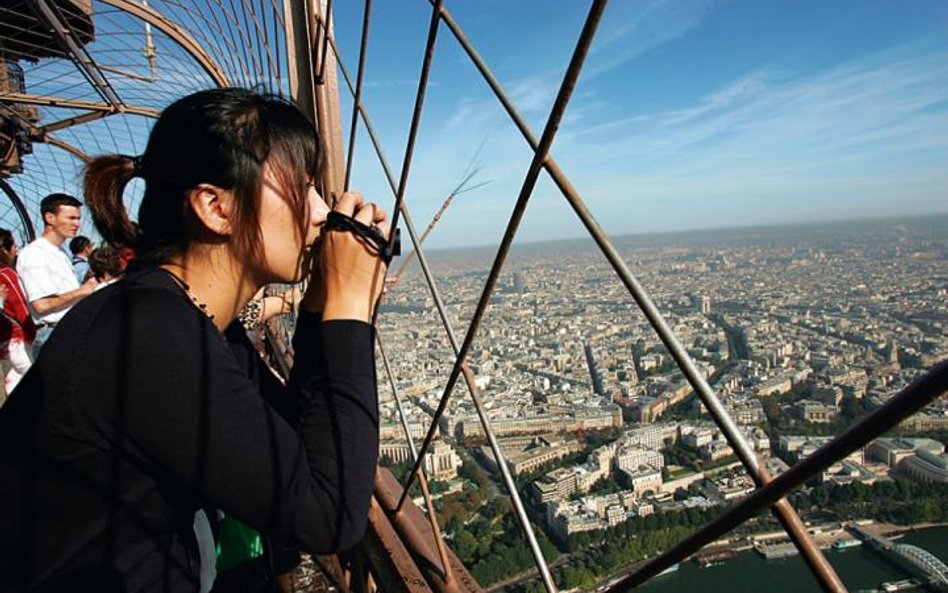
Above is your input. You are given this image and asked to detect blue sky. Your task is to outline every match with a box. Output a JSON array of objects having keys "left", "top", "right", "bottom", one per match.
[{"left": 330, "top": 0, "right": 948, "bottom": 249}]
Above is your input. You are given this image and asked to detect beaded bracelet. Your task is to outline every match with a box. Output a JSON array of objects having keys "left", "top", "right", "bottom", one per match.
[{"left": 237, "top": 296, "right": 263, "bottom": 330}]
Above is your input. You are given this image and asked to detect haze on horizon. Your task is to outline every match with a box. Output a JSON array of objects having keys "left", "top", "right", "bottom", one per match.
[{"left": 414, "top": 211, "right": 948, "bottom": 259}]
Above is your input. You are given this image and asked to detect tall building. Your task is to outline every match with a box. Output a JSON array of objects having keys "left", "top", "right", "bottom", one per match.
[
  {"left": 886, "top": 339, "right": 899, "bottom": 364},
  {"left": 512, "top": 271, "right": 525, "bottom": 294},
  {"left": 700, "top": 295, "right": 712, "bottom": 315}
]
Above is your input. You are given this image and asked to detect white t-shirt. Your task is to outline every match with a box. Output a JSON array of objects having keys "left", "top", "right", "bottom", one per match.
[{"left": 17, "top": 237, "right": 81, "bottom": 325}]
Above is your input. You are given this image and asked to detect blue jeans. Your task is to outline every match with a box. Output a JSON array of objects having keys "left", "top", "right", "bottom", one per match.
[{"left": 31, "top": 325, "right": 55, "bottom": 359}]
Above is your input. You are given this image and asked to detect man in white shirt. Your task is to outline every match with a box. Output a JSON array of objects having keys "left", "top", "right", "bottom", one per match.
[{"left": 17, "top": 193, "right": 98, "bottom": 354}]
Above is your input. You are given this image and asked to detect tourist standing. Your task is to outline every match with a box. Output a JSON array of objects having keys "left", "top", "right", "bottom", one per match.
[
  {"left": 69, "top": 235, "right": 93, "bottom": 283},
  {"left": 16, "top": 194, "right": 98, "bottom": 354},
  {"left": 0, "top": 229, "right": 36, "bottom": 402}
]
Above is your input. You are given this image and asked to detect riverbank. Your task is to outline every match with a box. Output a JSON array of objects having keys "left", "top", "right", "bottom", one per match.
[
  {"left": 679, "top": 519, "right": 948, "bottom": 565},
  {"left": 495, "top": 521, "right": 948, "bottom": 592},
  {"left": 636, "top": 524, "right": 948, "bottom": 593}
]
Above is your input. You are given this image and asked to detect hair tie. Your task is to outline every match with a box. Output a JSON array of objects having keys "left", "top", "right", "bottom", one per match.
[{"left": 130, "top": 154, "right": 145, "bottom": 178}]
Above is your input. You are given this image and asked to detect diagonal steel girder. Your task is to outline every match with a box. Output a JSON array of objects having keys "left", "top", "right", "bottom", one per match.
[
  {"left": 30, "top": 0, "right": 124, "bottom": 109},
  {"left": 375, "top": 331, "right": 455, "bottom": 583},
  {"left": 383, "top": 0, "right": 443, "bottom": 255},
  {"left": 342, "top": 0, "right": 372, "bottom": 193},
  {"left": 0, "top": 93, "right": 160, "bottom": 119},
  {"left": 394, "top": 3, "right": 611, "bottom": 593},
  {"left": 428, "top": 3, "right": 847, "bottom": 591},
  {"left": 0, "top": 102, "right": 89, "bottom": 162}
]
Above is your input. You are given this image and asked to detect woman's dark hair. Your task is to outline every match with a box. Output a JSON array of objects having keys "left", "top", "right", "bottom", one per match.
[
  {"left": 88, "top": 245, "right": 124, "bottom": 281},
  {"left": 84, "top": 88, "right": 325, "bottom": 265},
  {"left": 0, "top": 229, "right": 14, "bottom": 252}
]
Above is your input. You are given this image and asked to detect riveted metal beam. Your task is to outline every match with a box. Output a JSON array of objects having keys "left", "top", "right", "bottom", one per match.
[
  {"left": 41, "top": 135, "right": 89, "bottom": 163},
  {"left": 374, "top": 469, "right": 484, "bottom": 593},
  {"left": 364, "top": 497, "right": 433, "bottom": 593},
  {"left": 40, "top": 109, "right": 110, "bottom": 134},
  {"left": 30, "top": 0, "right": 125, "bottom": 108},
  {"left": 0, "top": 92, "right": 160, "bottom": 118}
]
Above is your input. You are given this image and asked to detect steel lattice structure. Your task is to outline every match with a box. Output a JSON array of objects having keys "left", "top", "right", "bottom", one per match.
[{"left": 1, "top": 2, "right": 946, "bottom": 593}]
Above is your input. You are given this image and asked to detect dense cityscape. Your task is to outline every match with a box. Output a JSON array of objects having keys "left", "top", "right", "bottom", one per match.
[{"left": 374, "top": 215, "right": 948, "bottom": 593}]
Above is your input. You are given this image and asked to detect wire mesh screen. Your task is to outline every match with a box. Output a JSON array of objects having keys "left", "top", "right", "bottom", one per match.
[{"left": 0, "top": 0, "right": 290, "bottom": 237}]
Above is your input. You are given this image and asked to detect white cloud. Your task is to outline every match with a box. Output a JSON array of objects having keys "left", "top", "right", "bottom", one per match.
[
  {"left": 585, "top": 0, "right": 720, "bottom": 78},
  {"left": 570, "top": 42, "right": 948, "bottom": 178}
]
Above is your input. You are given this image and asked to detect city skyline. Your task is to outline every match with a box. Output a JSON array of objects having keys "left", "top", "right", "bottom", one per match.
[
  {"left": 398, "top": 211, "right": 948, "bottom": 258},
  {"left": 374, "top": 210, "right": 948, "bottom": 591}
]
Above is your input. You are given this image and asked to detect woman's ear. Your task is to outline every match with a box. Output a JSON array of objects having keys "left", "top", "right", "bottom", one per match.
[{"left": 187, "top": 184, "right": 234, "bottom": 237}]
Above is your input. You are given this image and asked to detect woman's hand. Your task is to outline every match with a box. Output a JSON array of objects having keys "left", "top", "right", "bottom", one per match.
[
  {"left": 319, "top": 192, "right": 389, "bottom": 323},
  {"left": 279, "top": 286, "right": 302, "bottom": 314}
]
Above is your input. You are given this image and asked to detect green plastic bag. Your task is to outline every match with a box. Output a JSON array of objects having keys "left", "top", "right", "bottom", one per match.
[{"left": 215, "top": 515, "right": 264, "bottom": 573}]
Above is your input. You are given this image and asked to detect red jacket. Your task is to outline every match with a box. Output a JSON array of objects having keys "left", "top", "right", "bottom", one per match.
[{"left": 0, "top": 266, "right": 38, "bottom": 349}]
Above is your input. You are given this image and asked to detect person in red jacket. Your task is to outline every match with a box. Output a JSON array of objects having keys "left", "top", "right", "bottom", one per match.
[{"left": 0, "top": 228, "right": 37, "bottom": 402}]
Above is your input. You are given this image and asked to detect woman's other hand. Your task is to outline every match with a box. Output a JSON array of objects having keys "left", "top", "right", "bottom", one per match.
[{"left": 320, "top": 192, "right": 389, "bottom": 323}]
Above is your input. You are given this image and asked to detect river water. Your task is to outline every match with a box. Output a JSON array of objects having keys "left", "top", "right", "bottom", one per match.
[{"left": 638, "top": 527, "right": 948, "bottom": 592}]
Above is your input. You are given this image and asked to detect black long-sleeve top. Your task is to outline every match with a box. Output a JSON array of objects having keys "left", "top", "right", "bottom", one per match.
[{"left": 0, "top": 267, "right": 379, "bottom": 593}]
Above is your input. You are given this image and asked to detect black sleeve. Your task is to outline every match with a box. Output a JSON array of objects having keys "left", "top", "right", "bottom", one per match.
[
  {"left": 223, "top": 321, "right": 299, "bottom": 426},
  {"left": 81, "top": 295, "right": 379, "bottom": 554}
]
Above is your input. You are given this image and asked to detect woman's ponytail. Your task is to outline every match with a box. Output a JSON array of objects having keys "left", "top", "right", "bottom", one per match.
[{"left": 83, "top": 154, "right": 140, "bottom": 251}]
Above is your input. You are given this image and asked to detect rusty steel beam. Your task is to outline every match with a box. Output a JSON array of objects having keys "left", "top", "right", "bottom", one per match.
[
  {"left": 364, "top": 498, "right": 433, "bottom": 593},
  {"left": 342, "top": 0, "right": 372, "bottom": 192},
  {"left": 41, "top": 135, "right": 89, "bottom": 163},
  {"left": 315, "top": 0, "right": 333, "bottom": 85},
  {"left": 30, "top": 0, "right": 125, "bottom": 109},
  {"left": 0, "top": 92, "right": 160, "bottom": 119},
  {"left": 385, "top": 0, "right": 442, "bottom": 250},
  {"left": 97, "top": 63, "right": 157, "bottom": 83},
  {"left": 283, "top": 0, "right": 317, "bottom": 120},
  {"left": 375, "top": 469, "right": 484, "bottom": 593},
  {"left": 310, "top": 0, "right": 345, "bottom": 195},
  {"left": 40, "top": 109, "right": 111, "bottom": 134},
  {"left": 98, "top": 0, "right": 229, "bottom": 87}
]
